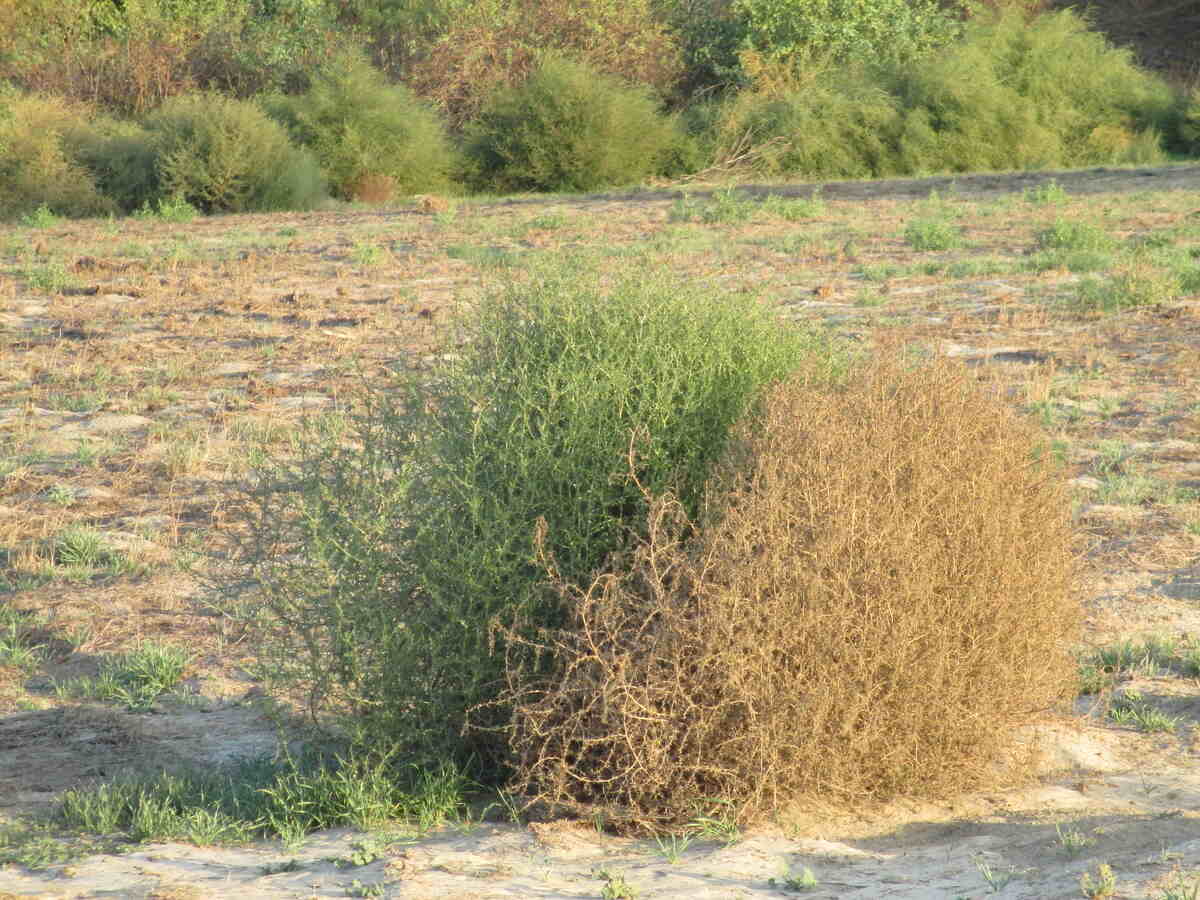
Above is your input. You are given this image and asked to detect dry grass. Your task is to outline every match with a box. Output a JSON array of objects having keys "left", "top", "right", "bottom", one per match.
[{"left": 498, "top": 342, "right": 1082, "bottom": 830}]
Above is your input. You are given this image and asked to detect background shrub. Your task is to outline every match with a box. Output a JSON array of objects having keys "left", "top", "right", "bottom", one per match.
[
  {"left": 265, "top": 50, "right": 456, "bottom": 202},
  {"left": 221, "top": 257, "right": 846, "bottom": 773},
  {"left": 142, "top": 92, "right": 323, "bottom": 213},
  {"left": 403, "top": 0, "right": 683, "bottom": 130},
  {"left": 464, "top": 54, "right": 682, "bottom": 193},
  {"left": 501, "top": 342, "right": 1080, "bottom": 829},
  {"left": 710, "top": 53, "right": 901, "bottom": 179},
  {"left": 0, "top": 90, "right": 114, "bottom": 220},
  {"left": 887, "top": 6, "right": 1175, "bottom": 172}
]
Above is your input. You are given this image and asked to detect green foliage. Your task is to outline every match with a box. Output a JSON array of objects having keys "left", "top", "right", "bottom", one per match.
[
  {"left": 731, "top": 0, "right": 961, "bottom": 66},
  {"left": 0, "top": 90, "right": 114, "bottom": 220},
  {"left": 711, "top": 58, "right": 900, "bottom": 179},
  {"left": 142, "top": 92, "right": 323, "bottom": 213},
  {"left": 887, "top": 7, "right": 1174, "bottom": 173},
  {"left": 465, "top": 54, "right": 681, "bottom": 193},
  {"left": 264, "top": 50, "right": 456, "bottom": 200},
  {"left": 1179, "top": 86, "right": 1200, "bottom": 154},
  {"left": 60, "top": 114, "right": 159, "bottom": 213},
  {"left": 404, "top": 0, "right": 683, "bottom": 130},
  {"left": 223, "top": 256, "right": 846, "bottom": 773}
]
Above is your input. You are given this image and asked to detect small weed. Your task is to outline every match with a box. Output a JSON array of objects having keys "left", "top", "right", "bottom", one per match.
[
  {"left": 333, "top": 837, "right": 390, "bottom": 868},
  {"left": 1024, "top": 248, "right": 1113, "bottom": 274},
  {"left": 904, "top": 218, "right": 963, "bottom": 251},
  {"left": 72, "top": 438, "right": 106, "bottom": 468},
  {"left": 855, "top": 289, "right": 888, "bottom": 307},
  {"left": 45, "top": 483, "right": 77, "bottom": 506},
  {"left": 55, "top": 640, "right": 192, "bottom": 710},
  {"left": 652, "top": 831, "right": 693, "bottom": 864},
  {"left": 1025, "top": 179, "right": 1069, "bottom": 205},
  {"left": 769, "top": 864, "right": 819, "bottom": 892},
  {"left": 1035, "top": 220, "right": 1115, "bottom": 252},
  {"left": 596, "top": 868, "right": 638, "bottom": 899},
  {"left": 350, "top": 241, "right": 383, "bottom": 266},
  {"left": 1080, "top": 862, "right": 1117, "bottom": 899},
  {"left": 760, "top": 192, "right": 825, "bottom": 221},
  {"left": 526, "top": 212, "right": 567, "bottom": 230},
  {"left": 24, "top": 262, "right": 75, "bottom": 293},
  {"left": 261, "top": 858, "right": 304, "bottom": 875},
  {"left": 1108, "top": 690, "right": 1179, "bottom": 733},
  {"left": 686, "top": 801, "right": 741, "bottom": 846},
  {"left": 134, "top": 195, "right": 198, "bottom": 224},
  {"left": 1055, "top": 823, "right": 1097, "bottom": 858},
  {"left": 1095, "top": 472, "right": 1168, "bottom": 506},
  {"left": 21, "top": 204, "right": 59, "bottom": 228},
  {"left": 346, "top": 880, "right": 385, "bottom": 898},
  {"left": 1160, "top": 873, "right": 1200, "bottom": 900},
  {"left": 0, "top": 605, "right": 43, "bottom": 670},
  {"left": 702, "top": 186, "right": 758, "bottom": 224},
  {"left": 45, "top": 391, "right": 107, "bottom": 413},
  {"left": 974, "top": 855, "right": 1016, "bottom": 893}
]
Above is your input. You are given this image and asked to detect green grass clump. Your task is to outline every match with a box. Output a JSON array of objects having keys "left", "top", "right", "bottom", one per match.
[
  {"left": 1035, "top": 219, "right": 1116, "bottom": 252},
  {"left": 265, "top": 50, "right": 457, "bottom": 202},
  {"left": 464, "top": 54, "right": 681, "bottom": 193},
  {"left": 221, "top": 256, "right": 846, "bottom": 776}
]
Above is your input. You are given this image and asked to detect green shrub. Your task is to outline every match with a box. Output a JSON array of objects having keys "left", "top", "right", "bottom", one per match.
[
  {"left": 0, "top": 89, "right": 114, "bottom": 220},
  {"left": 731, "top": 0, "right": 961, "bottom": 66},
  {"left": 404, "top": 0, "right": 683, "bottom": 130},
  {"left": 220, "top": 256, "right": 847, "bottom": 774},
  {"left": 1178, "top": 86, "right": 1200, "bottom": 154},
  {"left": 61, "top": 114, "right": 159, "bottom": 214},
  {"left": 464, "top": 54, "right": 681, "bottom": 193},
  {"left": 711, "top": 57, "right": 901, "bottom": 179},
  {"left": 887, "top": 6, "right": 1175, "bottom": 172},
  {"left": 141, "top": 92, "right": 323, "bottom": 213},
  {"left": 264, "top": 50, "right": 456, "bottom": 201}
]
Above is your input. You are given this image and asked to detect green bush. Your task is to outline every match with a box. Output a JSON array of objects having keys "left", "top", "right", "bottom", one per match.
[
  {"left": 141, "top": 92, "right": 323, "bottom": 213},
  {"left": 221, "top": 256, "right": 847, "bottom": 773},
  {"left": 1178, "top": 86, "right": 1200, "bottom": 155},
  {"left": 464, "top": 54, "right": 685, "bottom": 192},
  {"left": 887, "top": 6, "right": 1175, "bottom": 172},
  {"left": 61, "top": 114, "right": 159, "bottom": 214},
  {"left": 0, "top": 89, "right": 114, "bottom": 220},
  {"left": 711, "top": 58, "right": 901, "bottom": 179},
  {"left": 731, "top": 0, "right": 961, "bottom": 66},
  {"left": 264, "top": 50, "right": 456, "bottom": 201}
]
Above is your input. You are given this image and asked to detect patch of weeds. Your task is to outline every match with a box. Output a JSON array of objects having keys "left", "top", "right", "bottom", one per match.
[
  {"left": 769, "top": 864, "right": 819, "bottom": 892},
  {"left": 1160, "top": 873, "right": 1200, "bottom": 900},
  {"left": 904, "top": 218, "right": 963, "bottom": 251},
  {"left": 1080, "top": 862, "right": 1117, "bottom": 899},
  {"left": 652, "top": 831, "right": 693, "bottom": 864},
  {"left": 0, "top": 604, "right": 43, "bottom": 670},
  {"left": 1024, "top": 179, "right": 1069, "bottom": 206},
  {"left": 350, "top": 242, "right": 383, "bottom": 266},
  {"left": 161, "top": 428, "right": 212, "bottom": 478},
  {"left": 20, "top": 204, "right": 59, "bottom": 228},
  {"left": 445, "top": 244, "right": 518, "bottom": 268},
  {"left": 1080, "top": 635, "right": 1200, "bottom": 685},
  {"left": 855, "top": 262, "right": 905, "bottom": 282},
  {"left": 526, "top": 212, "right": 567, "bottom": 230},
  {"left": 595, "top": 868, "right": 638, "bottom": 899},
  {"left": 1028, "top": 399, "right": 1083, "bottom": 428},
  {"left": 686, "top": 800, "right": 741, "bottom": 846},
  {"left": 133, "top": 195, "right": 198, "bottom": 224},
  {"left": 71, "top": 437, "right": 108, "bottom": 469},
  {"left": 1024, "top": 248, "right": 1114, "bottom": 274},
  {"left": 1095, "top": 472, "right": 1169, "bottom": 506},
  {"left": 759, "top": 192, "right": 825, "bottom": 221},
  {"left": 1108, "top": 690, "right": 1179, "bottom": 733},
  {"left": 1035, "top": 220, "right": 1115, "bottom": 252},
  {"left": 45, "top": 391, "right": 108, "bottom": 414},
  {"left": 53, "top": 525, "right": 125, "bottom": 571},
  {"left": 701, "top": 186, "right": 758, "bottom": 224},
  {"left": 944, "top": 257, "right": 1016, "bottom": 278},
  {"left": 974, "top": 855, "right": 1017, "bottom": 893},
  {"left": 855, "top": 289, "right": 888, "bottom": 307},
  {"left": 261, "top": 858, "right": 304, "bottom": 875},
  {"left": 44, "top": 483, "right": 77, "bottom": 507},
  {"left": 1056, "top": 823, "right": 1097, "bottom": 858},
  {"left": 23, "top": 261, "right": 76, "bottom": 294},
  {"left": 0, "top": 821, "right": 106, "bottom": 870},
  {"left": 55, "top": 640, "right": 192, "bottom": 711},
  {"left": 346, "top": 880, "right": 385, "bottom": 897}
]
